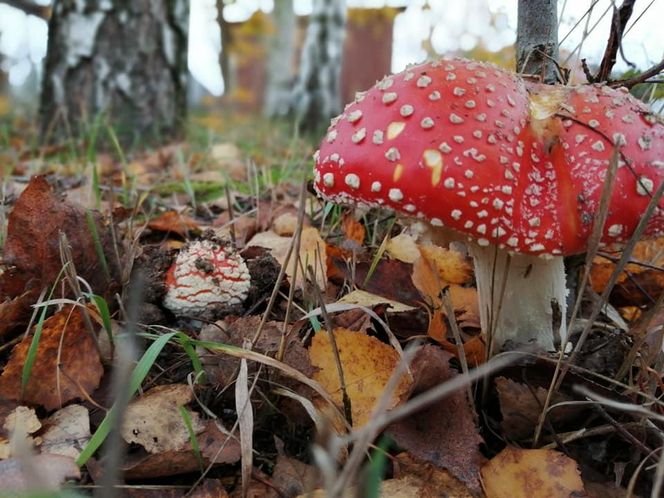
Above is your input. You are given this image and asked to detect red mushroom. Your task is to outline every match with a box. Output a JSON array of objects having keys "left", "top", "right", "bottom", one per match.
[
  {"left": 164, "top": 239, "right": 251, "bottom": 317},
  {"left": 313, "top": 57, "right": 664, "bottom": 354}
]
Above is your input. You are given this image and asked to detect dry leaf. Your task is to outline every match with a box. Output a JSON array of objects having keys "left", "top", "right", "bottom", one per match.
[
  {"left": 247, "top": 227, "right": 327, "bottom": 288},
  {"left": 341, "top": 214, "right": 365, "bottom": 246},
  {"left": 386, "top": 233, "right": 420, "bottom": 263},
  {"left": 310, "top": 328, "right": 412, "bottom": 428},
  {"left": 419, "top": 245, "right": 473, "bottom": 285},
  {"left": 147, "top": 211, "right": 201, "bottom": 237},
  {"left": 0, "top": 406, "right": 42, "bottom": 459},
  {"left": 122, "top": 384, "right": 204, "bottom": 454},
  {"left": 40, "top": 404, "right": 90, "bottom": 459},
  {"left": 337, "top": 290, "right": 415, "bottom": 312},
  {"left": 0, "top": 175, "right": 119, "bottom": 301},
  {"left": 387, "top": 346, "right": 484, "bottom": 493},
  {"left": 481, "top": 446, "right": 585, "bottom": 498},
  {"left": 210, "top": 142, "right": 247, "bottom": 181},
  {"left": 0, "top": 305, "right": 103, "bottom": 410},
  {"left": 273, "top": 212, "right": 299, "bottom": 236}
]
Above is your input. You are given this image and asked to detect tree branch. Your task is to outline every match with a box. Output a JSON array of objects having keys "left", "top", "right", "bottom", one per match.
[
  {"left": 595, "top": 0, "right": 636, "bottom": 82},
  {"left": 0, "top": 0, "right": 50, "bottom": 20},
  {"left": 608, "top": 58, "right": 664, "bottom": 89}
]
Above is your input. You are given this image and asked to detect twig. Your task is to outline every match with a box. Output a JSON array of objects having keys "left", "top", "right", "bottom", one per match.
[
  {"left": 609, "top": 58, "right": 664, "bottom": 89},
  {"left": 596, "top": 0, "right": 637, "bottom": 82},
  {"left": 1, "top": 0, "right": 49, "bottom": 19}
]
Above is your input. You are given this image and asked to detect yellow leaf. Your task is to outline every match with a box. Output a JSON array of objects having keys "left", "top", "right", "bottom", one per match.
[
  {"left": 481, "top": 447, "right": 585, "bottom": 498},
  {"left": 310, "top": 328, "right": 411, "bottom": 427}
]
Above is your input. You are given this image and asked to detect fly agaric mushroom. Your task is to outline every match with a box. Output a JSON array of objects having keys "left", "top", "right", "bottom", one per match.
[
  {"left": 164, "top": 239, "right": 251, "bottom": 317},
  {"left": 313, "top": 57, "right": 664, "bottom": 354}
]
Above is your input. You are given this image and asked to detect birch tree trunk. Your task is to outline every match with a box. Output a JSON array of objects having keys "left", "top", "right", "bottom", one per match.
[
  {"left": 40, "top": 0, "right": 189, "bottom": 147},
  {"left": 290, "top": 0, "right": 346, "bottom": 132},
  {"left": 516, "top": 0, "right": 559, "bottom": 83},
  {"left": 263, "top": 0, "right": 296, "bottom": 117}
]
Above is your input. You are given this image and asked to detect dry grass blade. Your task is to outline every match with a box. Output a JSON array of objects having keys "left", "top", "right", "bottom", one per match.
[{"left": 235, "top": 356, "right": 253, "bottom": 498}]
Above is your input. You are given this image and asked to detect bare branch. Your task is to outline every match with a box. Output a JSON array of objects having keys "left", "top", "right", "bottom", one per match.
[
  {"left": 0, "top": 0, "right": 50, "bottom": 19},
  {"left": 608, "top": 58, "right": 664, "bottom": 89},
  {"left": 595, "top": 0, "right": 636, "bottom": 82}
]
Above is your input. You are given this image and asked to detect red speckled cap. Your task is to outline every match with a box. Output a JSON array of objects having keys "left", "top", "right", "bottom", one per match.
[{"left": 313, "top": 57, "right": 664, "bottom": 256}]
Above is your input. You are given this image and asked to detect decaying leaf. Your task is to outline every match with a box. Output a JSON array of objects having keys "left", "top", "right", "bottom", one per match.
[
  {"left": 147, "top": 210, "right": 201, "bottom": 237},
  {"left": 310, "top": 328, "right": 412, "bottom": 427},
  {"left": 0, "top": 175, "right": 119, "bottom": 301},
  {"left": 121, "top": 384, "right": 204, "bottom": 454},
  {"left": 40, "top": 404, "right": 90, "bottom": 459},
  {"left": 387, "top": 346, "right": 484, "bottom": 493},
  {"left": 419, "top": 245, "right": 473, "bottom": 285},
  {"left": 247, "top": 227, "right": 327, "bottom": 288},
  {"left": 0, "top": 405, "right": 42, "bottom": 459},
  {"left": 0, "top": 305, "right": 103, "bottom": 410},
  {"left": 337, "top": 289, "right": 415, "bottom": 313},
  {"left": 341, "top": 213, "right": 366, "bottom": 247},
  {"left": 481, "top": 446, "right": 585, "bottom": 498},
  {"left": 209, "top": 142, "right": 247, "bottom": 181},
  {"left": 122, "top": 419, "right": 241, "bottom": 479},
  {"left": 121, "top": 478, "right": 230, "bottom": 498}
]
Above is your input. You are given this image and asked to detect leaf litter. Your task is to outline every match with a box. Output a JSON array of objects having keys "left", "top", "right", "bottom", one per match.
[{"left": 0, "top": 124, "right": 660, "bottom": 497}]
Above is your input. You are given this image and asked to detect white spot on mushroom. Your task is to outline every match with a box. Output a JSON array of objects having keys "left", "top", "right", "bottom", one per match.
[
  {"left": 473, "top": 130, "right": 482, "bottom": 139},
  {"left": 453, "top": 136, "right": 464, "bottom": 143},
  {"left": 330, "top": 153, "right": 340, "bottom": 162},
  {"left": 507, "top": 95, "right": 516, "bottom": 107},
  {"left": 622, "top": 114, "right": 635, "bottom": 123},
  {"left": 591, "top": 140, "right": 605, "bottom": 152},
  {"left": 439, "top": 142, "right": 452, "bottom": 154},
  {"left": 385, "top": 147, "right": 401, "bottom": 161},
  {"left": 347, "top": 110, "right": 362, "bottom": 123},
  {"left": 446, "top": 72, "right": 457, "bottom": 81},
  {"left": 404, "top": 72, "right": 415, "bottom": 81},
  {"left": 612, "top": 133, "right": 626, "bottom": 146},
  {"left": 588, "top": 119, "right": 600, "bottom": 128},
  {"left": 493, "top": 199, "right": 504, "bottom": 210},
  {"left": 492, "top": 227, "right": 507, "bottom": 237},
  {"left": 464, "top": 220, "right": 473, "bottom": 229},
  {"left": 450, "top": 113, "right": 464, "bottom": 124},
  {"left": 417, "top": 75, "right": 432, "bottom": 88},
  {"left": 637, "top": 176, "right": 654, "bottom": 196},
  {"left": 388, "top": 188, "right": 403, "bottom": 202},
  {"left": 464, "top": 169, "right": 474, "bottom": 179},
  {"left": 326, "top": 130, "right": 337, "bottom": 143},
  {"left": 451, "top": 209, "right": 462, "bottom": 220},
  {"left": 371, "top": 181, "right": 382, "bottom": 192},
  {"left": 404, "top": 204, "right": 417, "bottom": 212},
  {"left": 501, "top": 186, "right": 513, "bottom": 194},
  {"left": 487, "top": 134, "right": 497, "bottom": 144},
  {"left": 453, "top": 87, "right": 466, "bottom": 96},
  {"left": 477, "top": 210, "right": 488, "bottom": 219},
  {"left": 382, "top": 92, "right": 398, "bottom": 104},
  {"left": 443, "top": 177, "right": 456, "bottom": 189},
  {"left": 373, "top": 130, "right": 384, "bottom": 144},
  {"left": 575, "top": 134, "right": 586, "bottom": 145},
  {"left": 376, "top": 77, "right": 393, "bottom": 90},
  {"left": 431, "top": 218, "right": 443, "bottom": 227},
  {"left": 507, "top": 237, "right": 519, "bottom": 247},
  {"left": 323, "top": 173, "right": 335, "bottom": 187},
  {"left": 421, "top": 117, "right": 435, "bottom": 129},
  {"left": 504, "top": 169, "right": 514, "bottom": 180},
  {"left": 530, "top": 244, "right": 546, "bottom": 252},
  {"left": 486, "top": 83, "right": 496, "bottom": 92},
  {"left": 429, "top": 91, "right": 441, "bottom": 101},
  {"left": 528, "top": 217, "right": 541, "bottom": 227},
  {"left": 352, "top": 128, "right": 366, "bottom": 144},
  {"left": 608, "top": 224, "right": 623, "bottom": 237},
  {"left": 345, "top": 174, "right": 360, "bottom": 189},
  {"left": 477, "top": 224, "right": 487, "bottom": 234},
  {"left": 638, "top": 135, "right": 652, "bottom": 151},
  {"left": 475, "top": 113, "right": 487, "bottom": 122},
  {"left": 400, "top": 105, "right": 414, "bottom": 117}
]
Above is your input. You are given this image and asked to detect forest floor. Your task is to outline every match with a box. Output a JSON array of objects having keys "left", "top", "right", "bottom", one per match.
[{"left": 0, "top": 108, "right": 662, "bottom": 497}]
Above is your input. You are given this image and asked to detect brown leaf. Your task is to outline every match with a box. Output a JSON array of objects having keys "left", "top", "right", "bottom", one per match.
[
  {"left": 0, "top": 305, "right": 103, "bottom": 410},
  {"left": 40, "top": 404, "right": 90, "bottom": 459},
  {"left": 387, "top": 346, "right": 484, "bottom": 493},
  {"left": 0, "top": 292, "right": 36, "bottom": 339},
  {"left": 0, "top": 175, "right": 120, "bottom": 300},
  {"left": 419, "top": 245, "right": 473, "bottom": 285},
  {"left": 310, "top": 328, "right": 412, "bottom": 428},
  {"left": 120, "top": 479, "right": 229, "bottom": 498},
  {"left": 481, "top": 446, "right": 585, "bottom": 498},
  {"left": 122, "top": 419, "right": 241, "bottom": 479},
  {"left": 147, "top": 211, "right": 201, "bottom": 237},
  {"left": 341, "top": 214, "right": 365, "bottom": 246}
]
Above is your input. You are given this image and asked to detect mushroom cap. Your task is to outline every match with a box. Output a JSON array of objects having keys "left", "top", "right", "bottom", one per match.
[
  {"left": 313, "top": 57, "right": 664, "bottom": 256},
  {"left": 163, "top": 239, "right": 251, "bottom": 316}
]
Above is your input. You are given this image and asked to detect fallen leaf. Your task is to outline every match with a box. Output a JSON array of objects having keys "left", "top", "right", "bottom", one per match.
[
  {"left": 0, "top": 405, "right": 42, "bottom": 459},
  {"left": 210, "top": 142, "right": 247, "bottom": 181},
  {"left": 0, "top": 175, "right": 119, "bottom": 301},
  {"left": 121, "top": 384, "right": 204, "bottom": 454},
  {"left": 337, "top": 290, "right": 415, "bottom": 312},
  {"left": 0, "top": 305, "right": 104, "bottom": 410},
  {"left": 121, "top": 478, "right": 230, "bottom": 498},
  {"left": 122, "top": 419, "right": 241, "bottom": 479},
  {"left": 385, "top": 233, "right": 420, "bottom": 263},
  {"left": 273, "top": 212, "right": 299, "bottom": 236},
  {"left": 40, "top": 404, "right": 90, "bottom": 459},
  {"left": 147, "top": 211, "right": 201, "bottom": 237},
  {"left": 310, "top": 328, "right": 412, "bottom": 428},
  {"left": 387, "top": 346, "right": 483, "bottom": 493},
  {"left": 247, "top": 227, "right": 327, "bottom": 289},
  {"left": 481, "top": 446, "right": 585, "bottom": 498},
  {"left": 0, "top": 453, "right": 80, "bottom": 493},
  {"left": 341, "top": 214, "right": 365, "bottom": 246},
  {"left": 0, "top": 292, "right": 35, "bottom": 339}
]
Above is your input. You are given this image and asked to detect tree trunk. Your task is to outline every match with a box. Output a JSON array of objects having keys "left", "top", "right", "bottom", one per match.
[
  {"left": 40, "top": 0, "right": 189, "bottom": 148},
  {"left": 216, "top": 0, "right": 232, "bottom": 95},
  {"left": 516, "top": 0, "right": 559, "bottom": 83},
  {"left": 263, "top": 0, "right": 296, "bottom": 118},
  {"left": 290, "top": 0, "right": 346, "bottom": 132}
]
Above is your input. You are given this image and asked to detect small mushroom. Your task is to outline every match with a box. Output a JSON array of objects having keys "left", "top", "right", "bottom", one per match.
[
  {"left": 163, "top": 239, "right": 251, "bottom": 318},
  {"left": 313, "top": 57, "right": 664, "bottom": 354}
]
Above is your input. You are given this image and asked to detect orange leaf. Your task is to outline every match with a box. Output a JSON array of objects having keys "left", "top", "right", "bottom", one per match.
[
  {"left": 148, "top": 211, "right": 201, "bottom": 237},
  {"left": 419, "top": 245, "right": 473, "bottom": 285},
  {"left": 341, "top": 214, "right": 365, "bottom": 245},
  {"left": 0, "top": 305, "right": 103, "bottom": 410}
]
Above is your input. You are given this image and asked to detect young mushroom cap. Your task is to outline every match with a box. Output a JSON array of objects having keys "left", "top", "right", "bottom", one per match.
[
  {"left": 313, "top": 57, "right": 664, "bottom": 353},
  {"left": 313, "top": 57, "right": 664, "bottom": 257},
  {"left": 164, "top": 239, "right": 251, "bottom": 317}
]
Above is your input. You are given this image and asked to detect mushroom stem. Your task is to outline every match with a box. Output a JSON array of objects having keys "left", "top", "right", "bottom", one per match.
[{"left": 467, "top": 242, "right": 567, "bottom": 355}]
